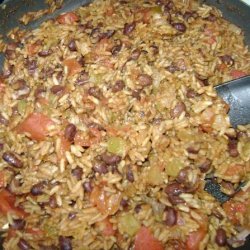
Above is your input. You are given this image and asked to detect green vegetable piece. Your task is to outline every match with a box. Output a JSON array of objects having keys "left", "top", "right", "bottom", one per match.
[
  {"left": 107, "top": 137, "right": 126, "bottom": 156},
  {"left": 17, "top": 100, "right": 27, "bottom": 116},
  {"left": 119, "top": 214, "right": 140, "bottom": 236},
  {"left": 165, "top": 159, "right": 184, "bottom": 177},
  {"left": 151, "top": 6, "right": 162, "bottom": 14}
]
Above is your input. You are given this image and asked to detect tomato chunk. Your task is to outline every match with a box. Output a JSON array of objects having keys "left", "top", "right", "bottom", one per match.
[
  {"left": 186, "top": 228, "right": 206, "bottom": 250},
  {"left": 96, "top": 218, "right": 116, "bottom": 237},
  {"left": 56, "top": 134, "right": 71, "bottom": 160},
  {"left": 135, "top": 227, "right": 164, "bottom": 250},
  {"left": 17, "top": 113, "right": 54, "bottom": 141},
  {"left": 57, "top": 12, "right": 79, "bottom": 24},
  {"left": 90, "top": 186, "right": 122, "bottom": 215},
  {"left": 223, "top": 200, "right": 247, "bottom": 225},
  {"left": 0, "top": 189, "right": 27, "bottom": 218},
  {"left": 0, "top": 171, "right": 4, "bottom": 188},
  {"left": 63, "top": 58, "right": 82, "bottom": 76},
  {"left": 230, "top": 69, "right": 247, "bottom": 79}
]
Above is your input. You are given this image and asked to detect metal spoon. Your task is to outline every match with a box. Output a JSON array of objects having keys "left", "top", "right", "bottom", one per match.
[
  {"left": 215, "top": 75, "right": 250, "bottom": 127},
  {"left": 205, "top": 75, "right": 250, "bottom": 203}
]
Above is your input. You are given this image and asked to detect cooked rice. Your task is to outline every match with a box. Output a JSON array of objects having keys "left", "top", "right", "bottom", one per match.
[{"left": 0, "top": 0, "right": 250, "bottom": 249}]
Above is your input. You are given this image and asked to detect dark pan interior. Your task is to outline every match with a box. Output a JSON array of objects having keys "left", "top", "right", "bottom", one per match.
[{"left": 0, "top": 0, "right": 250, "bottom": 249}]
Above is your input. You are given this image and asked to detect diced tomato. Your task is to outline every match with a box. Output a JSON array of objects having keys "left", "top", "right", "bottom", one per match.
[
  {"left": 0, "top": 171, "right": 4, "bottom": 188},
  {"left": 7, "top": 228, "right": 17, "bottom": 240},
  {"left": 223, "top": 200, "right": 247, "bottom": 225},
  {"left": 230, "top": 69, "right": 247, "bottom": 79},
  {"left": 206, "top": 36, "right": 216, "bottom": 45},
  {"left": 90, "top": 186, "right": 122, "bottom": 215},
  {"left": 56, "top": 134, "right": 71, "bottom": 160},
  {"left": 225, "top": 164, "right": 244, "bottom": 177},
  {"left": 106, "top": 6, "right": 114, "bottom": 16},
  {"left": 96, "top": 218, "right": 116, "bottom": 237},
  {"left": 0, "top": 82, "right": 5, "bottom": 94},
  {"left": 37, "top": 97, "right": 49, "bottom": 105},
  {"left": 135, "top": 227, "right": 164, "bottom": 250},
  {"left": 17, "top": 113, "right": 54, "bottom": 141},
  {"left": 25, "top": 227, "right": 44, "bottom": 236},
  {"left": 186, "top": 227, "right": 206, "bottom": 250},
  {"left": 63, "top": 58, "right": 82, "bottom": 76},
  {"left": 27, "top": 43, "right": 40, "bottom": 55},
  {"left": 57, "top": 12, "right": 79, "bottom": 24},
  {"left": 0, "top": 189, "right": 27, "bottom": 218}
]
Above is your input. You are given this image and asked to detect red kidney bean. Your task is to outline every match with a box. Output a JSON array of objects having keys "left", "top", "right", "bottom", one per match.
[
  {"left": 112, "top": 80, "right": 125, "bottom": 93},
  {"left": 172, "top": 23, "right": 186, "bottom": 32},
  {"left": 68, "top": 40, "right": 77, "bottom": 51},
  {"left": 134, "top": 204, "right": 142, "bottom": 213},
  {"left": 76, "top": 71, "right": 89, "bottom": 85},
  {"left": 31, "top": 182, "right": 45, "bottom": 196},
  {"left": 64, "top": 123, "right": 77, "bottom": 143},
  {"left": 123, "top": 22, "right": 136, "bottom": 35},
  {"left": 215, "top": 228, "right": 227, "bottom": 246},
  {"left": 49, "top": 195, "right": 58, "bottom": 209},
  {"left": 87, "top": 122, "right": 104, "bottom": 131},
  {"left": 220, "top": 55, "right": 234, "bottom": 67},
  {"left": 0, "top": 114, "right": 9, "bottom": 126},
  {"left": 59, "top": 236, "right": 72, "bottom": 250},
  {"left": 120, "top": 198, "right": 128, "bottom": 208},
  {"left": 131, "top": 89, "right": 142, "bottom": 100},
  {"left": 5, "top": 42, "right": 18, "bottom": 60},
  {"left": 68, "top": 212, "right": 76, "bottom": 220},
  {"left": 50, "top": 85, "right": 65, "bottom": 95},
  {"left": 186, "top": 88, "right": 197, "bottom": 98},
  {"left": 2, "top": 152, "right": 23, "bottom": 168},
  {"left": 177, "top": 167, "right": 189, "bottom": 184},
  {"left": 93, "top": 160, "right": 108, "bottom": 174},
  {"left": 40, "top": 67, "right": 55, "bottom": 80},
  {"left": 111, "top": 44, "right": 122, "bottom": 56},
  {"left": 165, "top": 207, "right": 177, "bottom": 226},
  {"left": 129, "top": 49, "right": 141, "bottom": 60},
  {"left": 0, "top": 143, "right": 4, "bottom": 151},
  {"left": 206, "top": 14, "right": 217, "bottom": 22},
  {"left": 101, "top": 153, "right": 121, "bottom": 165},
  {"left": 138, "top": 74, "right": 153, "bottom": 87},
  {"left": 221, "top": 181, "right": 235, "bottom": 196},
  {"left": 26, "top": 59, "right": 37, "bottom": 74},
  {"left": 83, "top": 181, "right": 92, "bottom": 193},
  {"left": 186, "top": 144, "right": 200, "bottom": 154},
  {"left": 198, "top": 158, "right": 212, "bottom": 173},
  {"left": 165, "top": 182, "right": 184, "bottom": 205},
  {"left": 2, "top": 65, "right": 14, "bottom": 78},
  {"left": 170, "top": 102, "right": 186, "bottom": 118},
  {"left": 88, "top": 87, "right": 102, "bottom": 99},
  {"left": 18, "top": 238, "right": 31, "bottom": 250},
  {"left": 126, "top": 167, "right": 134, "bottom": 183},
  {"left": 228, "top": 138, "right": 239, "bottom": 157},
  {"left": 71, "top": 166, "right": 83, "bottom": 181},
  {"left": 104, "top": 29, "right": 116, "bottom": 39},
  {"left": 196, "top": 75, "right": 209, "bottom": 86},
  {"left": 10, "top": 219, "right": 26, "bottom": 230},
  {"left": 166, "top": 64, "right": 179, "bottom": 73},
  {"left": 38, "top": 50, "right": 52, "bottom": 57},
  {"left": 150, "top": 45, "right": 159, "bottom": 55},
  {"left": 164, "top": 1, "right": 174, "bottom": 10},
  {"left": 35, "top": 87, "right": 46, "bottom": 99},
  {"left": 183, "top": 11, "right": 195, "bottom": 21}
]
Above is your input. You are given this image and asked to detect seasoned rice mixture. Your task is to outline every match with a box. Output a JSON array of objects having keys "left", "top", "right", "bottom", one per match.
[{"left": 0, "top": 0, "right": 250, "bottom": 249}]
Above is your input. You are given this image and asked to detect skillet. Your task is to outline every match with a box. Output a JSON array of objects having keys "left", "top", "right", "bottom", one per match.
[{"left": 0, "top": 0, "right": 249, "bottom": 249}]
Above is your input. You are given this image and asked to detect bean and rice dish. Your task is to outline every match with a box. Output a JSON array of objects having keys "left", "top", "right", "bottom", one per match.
[{"left": 0, "top": 0, "right": 250, "bottom": 249}]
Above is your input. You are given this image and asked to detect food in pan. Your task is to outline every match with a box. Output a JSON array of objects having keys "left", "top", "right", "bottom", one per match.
[{"left": 0, "top": 0, "right": 250, "bottom": 249}]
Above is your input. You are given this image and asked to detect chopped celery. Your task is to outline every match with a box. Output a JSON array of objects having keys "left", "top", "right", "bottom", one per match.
[
  {"left": 17, "top": 100, "right": 27, "bottom": 116},
  {"left": 147, "top": 166, "right": 163, "bottom": 185},
  {"left": 151, "top": 6, "right": 162, "bottom": 14},
  {"left": 107, "top": 137, "right": 126, "bottom": 156},
  {"left": 118, "top": 213, "right": 140, "bottom": 236},
  {"left": 165, "top": 159, "right": 184, "bottom": 177}
]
